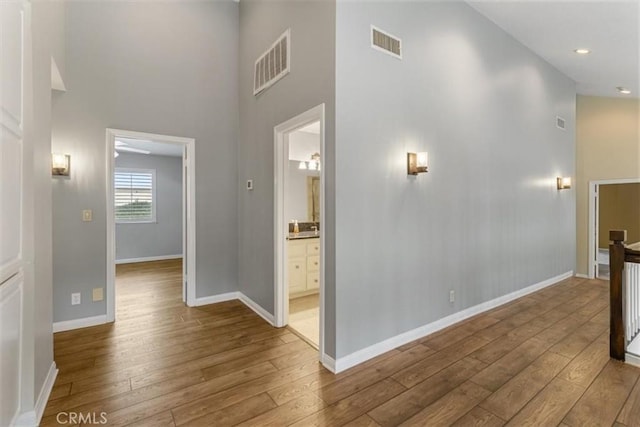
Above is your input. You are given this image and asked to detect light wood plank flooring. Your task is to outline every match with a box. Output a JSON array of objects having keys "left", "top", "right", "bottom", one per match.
[
  {"left": 44, "top": 263, "right": 640, "bottom": 426},
  {"left": 289, "top": 294, "right": 319, "bottom": 348}
]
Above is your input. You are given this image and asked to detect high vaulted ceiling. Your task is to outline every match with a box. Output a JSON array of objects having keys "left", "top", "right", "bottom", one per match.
[{"left": 468, "top": 1, "right": 639, "bottom": 98}]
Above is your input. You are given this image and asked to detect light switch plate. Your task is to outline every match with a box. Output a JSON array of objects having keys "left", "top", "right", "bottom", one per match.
[
  {"left": 92, "top": 287, "right": 104, "bottom": 302},
  {"left": 82, "top": 209, "right": 92, "bottom": 221},
  {"left": 247, "top": 180, "right": 254, "bottom": 191}
]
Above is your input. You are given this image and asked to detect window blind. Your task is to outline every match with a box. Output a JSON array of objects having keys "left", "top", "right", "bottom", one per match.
[{"left": 114, "top": 169, "right": 155, "bottom": 222}]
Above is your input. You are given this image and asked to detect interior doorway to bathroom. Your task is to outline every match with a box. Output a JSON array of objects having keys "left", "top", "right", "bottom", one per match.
[{"left": 274, "top": 104, "right": 325, "bottom": 354}]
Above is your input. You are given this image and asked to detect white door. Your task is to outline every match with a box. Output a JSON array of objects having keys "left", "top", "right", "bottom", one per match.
[{"left": 0, "top": 1, "right": 32, "bottom": 424}]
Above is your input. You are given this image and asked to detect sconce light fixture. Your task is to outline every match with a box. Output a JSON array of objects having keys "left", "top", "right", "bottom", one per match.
[
  {"left": 51, "top": 153, "right": 70, "bottom": 176},
  {"left": 557, "top": 176, "right": 571, "bottom": 190},
  {"left": 407, "top": 152, "right": 428, "bottom": 175}
]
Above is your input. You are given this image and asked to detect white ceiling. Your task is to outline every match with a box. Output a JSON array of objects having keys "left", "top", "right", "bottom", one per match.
[
  {"left": 115, "top": 137, "right": 183, "bottom": 157},
  {"left": 468, "top": 1, "right": 639, "bottom": 98}
]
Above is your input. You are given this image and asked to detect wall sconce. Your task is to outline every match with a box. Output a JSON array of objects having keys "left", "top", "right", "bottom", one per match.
[
  {"left": 52, "top": 153, "right": 70, "bottom": 176},
  {"left": 407, "top": 152, "right": 428, "bottom": 175},
  {"left": 557, "top": 176, "right": 571, "bottom": 190}
]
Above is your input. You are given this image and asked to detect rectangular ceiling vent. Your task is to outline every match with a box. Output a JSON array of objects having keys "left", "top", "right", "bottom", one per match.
[
  {"left": 254, "top": 29, "right": 290, "bottom": 96},
  {"left": 371, "top": 25, "right": 402, "bottom": 59},
  {"left": 556, "top": 116, "right": 566, "bottom": 130}
]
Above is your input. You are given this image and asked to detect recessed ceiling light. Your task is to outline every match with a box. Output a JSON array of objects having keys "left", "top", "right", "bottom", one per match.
[
  {"left": 616, "top": 87, "right": 631, "bottom": 95},
  {"left": 574, "top": 48, "right": 591, "bottom": 55}
]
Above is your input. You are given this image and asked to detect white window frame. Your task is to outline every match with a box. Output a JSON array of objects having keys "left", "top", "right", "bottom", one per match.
[{"left": 114, "top": 167, "right": 157, "bottom": 224}]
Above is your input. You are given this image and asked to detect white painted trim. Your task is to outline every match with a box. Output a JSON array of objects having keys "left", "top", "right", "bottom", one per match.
[
  {"left": 321, "top": 354, "right": 336, "bottom": 373},
  {"left": 626, "top": 352, "right": 640, "bottom": 368},
  {"left": 575, "top": 273, "right": 591, "bottom": 279},
  {"left": 239, "top": 293, "right": 275, "bottom": 326},
  {"left": 274, "top": 104, "right": 325, "bottom": 359},
  {"left": 115, "top": 254, "right": 183, "bottom": 265},
  {"left": 106, "top": 128, "right": 197, "bottom": 324},
  {"left": 194, "top": 292, "right": 240, "bottom": 307},
  {"left": 194, "top": 292, "right": 275, "bottom": 326},
  {"left": 332, "top": 271, "right": 573, "bottom": 373},
  {"left": 588, "top": 178, "right": 640, "bottom": 280},
  {"left": 34, "top": 362, "right": 57, "bottom": 425},
  {"left": 52, "top": 315, "right": 108, "bottom": 333}
]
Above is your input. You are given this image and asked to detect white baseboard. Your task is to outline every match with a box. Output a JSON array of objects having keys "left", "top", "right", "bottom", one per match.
[
  {"left": 35, "top": 362, "right": 58, "bottom": 424},
  {"left": 321, "top": 353, "right": 336, "bottom": 373},
  {"left": 193, "top": 292, "right": 240, "bottom": 307},
  {"left": 11, "top": 361, "right": 56, "bottom": 427},
  {"left": 239, "top": 293, "right": 275, "bottom": 326},
  {"left": 575, "top": 273, "right": 591, "bottom": 279},
  {"left": 626, "top": 352, "right": 640, "bottom": 368},
  {"left": 333, "top": 271, "right": 574, "bottom": 373},
  {"left": 115, "top": 254, "right": 183, "bottom": 265},
  {"left": 53, "top": 315, "right": 108, "bottom": 333},
  {"left": 194, "top": 291, "right": 275, "bottom": 326}
]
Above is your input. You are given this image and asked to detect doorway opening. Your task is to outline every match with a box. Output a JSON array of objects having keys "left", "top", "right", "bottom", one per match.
[
  {"left": 588, "top": 178, "right": 640, "bottom": 280},
  {"left": 274, "top": 105, "right": 325, "bottom": 355},
  {"left": 106, "top": 129, "right": 196, "bottom": 322}
]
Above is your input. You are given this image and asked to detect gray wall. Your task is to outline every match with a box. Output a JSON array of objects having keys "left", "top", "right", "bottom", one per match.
[
  {"left": 32, "top": 0, "right": 65, "bottom": 406},
  {"left": 52, "top": 1, "right": 239, "bottom": 321},
  {"left": 238, "top": 0, "right": 336, "bottom": 355},
  {"left": 115, "top": 152, "right": 182, "bottom": 261},
  {"left": 334, "top": 2, "right": 576, "bottom": 358}
]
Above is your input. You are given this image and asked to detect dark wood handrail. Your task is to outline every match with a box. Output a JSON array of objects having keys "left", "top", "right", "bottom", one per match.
[{"left": 609, "top": 230, "right": 640, "bottom": 361}]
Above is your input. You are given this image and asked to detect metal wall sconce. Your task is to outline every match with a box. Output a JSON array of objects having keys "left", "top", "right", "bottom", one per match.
[
  {"left": 407, "top": 152, "right": 428, "bottom": 175},
  {"left": 557, "top": 176, "right": 571, "bottom": 190},
  {"left": 52, "top": 153, "right": 70, "bottom": 176}
]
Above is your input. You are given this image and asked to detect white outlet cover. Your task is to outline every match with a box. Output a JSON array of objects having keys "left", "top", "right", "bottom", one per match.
[{"left": 71, "top": 292, "right": 81, "bottom": 305}]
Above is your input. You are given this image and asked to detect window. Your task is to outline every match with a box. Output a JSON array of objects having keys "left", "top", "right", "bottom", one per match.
[{"left": 114, "top": 168, "right": 156, "bottom": 223}]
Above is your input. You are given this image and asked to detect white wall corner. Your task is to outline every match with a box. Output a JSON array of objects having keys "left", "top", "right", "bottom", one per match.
[
  {"left": 333, "top": 271, "right": 574, "bottom": 373},
  {"left": 321, "top": 353, "right": 336, "bottom": 373},
  {"left": 51, "top": 56, "right": 66, "bottom": 92},
  {"left": 193, "top": 292, "right": 240, "bottom": 307},
  {"left": 53, "top": 315, "right": 108, "bottom": 333},
  {"left": 238, "top": 293, "right": 275, "bottom": 326},
  {"left": 34, "top": 362, "right": 58, "bottom": 425}
]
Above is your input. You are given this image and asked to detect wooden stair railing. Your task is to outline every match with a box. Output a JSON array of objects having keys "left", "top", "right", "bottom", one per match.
[{"left": 609, "top": 230, "right": 640, "bottom": 361}]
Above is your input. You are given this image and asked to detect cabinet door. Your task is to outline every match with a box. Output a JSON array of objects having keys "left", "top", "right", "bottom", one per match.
[
  {"left": 288, "top": 241, "right": 307, "bottom": 257},
  {"left": 288, "top": 257, "right": 306, "bottom": 294}
]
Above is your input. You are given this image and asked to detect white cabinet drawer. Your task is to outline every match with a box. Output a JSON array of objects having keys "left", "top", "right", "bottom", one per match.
[
  {"left": 307, "top": 272, "right": 319, "bottom": 290},
  {"left": 289, "top": 241, "right": 307, "bottom": 257},
  {"left": 307, "top": 240, "right": 320, "bottom": 255},
  {"left": 307, "top": 255, "right": 320, "bottom": 272}
]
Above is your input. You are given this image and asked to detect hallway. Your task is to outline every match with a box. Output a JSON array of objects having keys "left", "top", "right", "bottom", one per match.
[{"left": 43, "top": 275, "right": 640, "bottom": 426}]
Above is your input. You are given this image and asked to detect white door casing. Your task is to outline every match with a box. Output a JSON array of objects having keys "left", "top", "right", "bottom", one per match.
[{"left": 106, "top": 129, "right": 197, "bottom": 323}]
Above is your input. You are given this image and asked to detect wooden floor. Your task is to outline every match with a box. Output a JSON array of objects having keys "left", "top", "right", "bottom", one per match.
[{"left": 43, "top": 261, "right": 640, "bottom": 426}]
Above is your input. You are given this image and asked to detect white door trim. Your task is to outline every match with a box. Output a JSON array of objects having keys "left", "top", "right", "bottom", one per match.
[
  {"left": 106, "top": 128, "right": 197, "bottom": 322},
  {"left": 274, "top": 104, "right": 325, "bottom": 358},
  {"left": 588, "top": 177, "right": 640, "bottom": 279}
]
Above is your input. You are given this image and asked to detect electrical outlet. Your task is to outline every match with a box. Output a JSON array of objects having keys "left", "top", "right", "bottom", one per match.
[
  {"left": 82, "top": 209, "right": 92, "bottom": 222},
  {"left": 449, "top": 290, "right": 455, "bottom": 303},
  {"left": 71, "top": 292, "right": 81, "bottom": 305},
  {"left": 92, "top": 287, "right": 103, "bottom": 302}
]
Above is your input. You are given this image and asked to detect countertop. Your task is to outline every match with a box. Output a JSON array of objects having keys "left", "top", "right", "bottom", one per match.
[{"left": 287, "top": 231, "right": 320, "bottom": 240}]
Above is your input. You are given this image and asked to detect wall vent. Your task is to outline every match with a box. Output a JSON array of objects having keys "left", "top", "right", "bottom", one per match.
[
  {"left": 371, "top": 25, "right": 402, "bottom": 59},
  {"left": 556, "top": 116, "right": 566, "bottom": 130},
  {"left": 254, "top": 29, "right": 290, "bottom": 96}
]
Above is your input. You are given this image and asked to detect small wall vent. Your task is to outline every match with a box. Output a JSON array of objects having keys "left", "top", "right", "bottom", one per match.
[
  {"left": 556, "top": 116, "right": 566, "bottom": 130},
  {"left": 371, "top": 25, "right": 402, "bottom": 59},
  {"left": 254, "top": 29, "right": 290, "bottom": 96}
]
